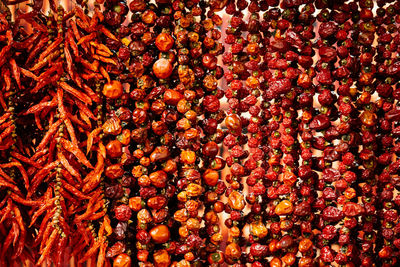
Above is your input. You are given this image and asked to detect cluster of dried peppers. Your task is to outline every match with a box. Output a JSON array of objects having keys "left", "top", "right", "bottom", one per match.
[{"left": 1, "top": 0, "right": 400, "bottom": 266}]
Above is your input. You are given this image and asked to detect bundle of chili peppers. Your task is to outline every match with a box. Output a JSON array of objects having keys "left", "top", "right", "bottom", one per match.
[{"left": 1, "top": 0, "right": 400, "bottom": 266}]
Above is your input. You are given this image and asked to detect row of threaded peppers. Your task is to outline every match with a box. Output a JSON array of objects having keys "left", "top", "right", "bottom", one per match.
[{"left": 1, "top": 0, "right": 400, "bottom": 266}]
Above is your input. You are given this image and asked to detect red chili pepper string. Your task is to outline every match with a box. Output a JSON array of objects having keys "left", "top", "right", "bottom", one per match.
[
  {"left": 374, "top": 2, "right": 400, "bottom": 266},
  {"left": 311, "top": 4, "right": 343, "bottom": 265},
  {"left": 0, "top": 16, "right": 36, "bottom": 265},
  {"left": 222, "top": 1, "right": 250, "bottom": 264}
]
